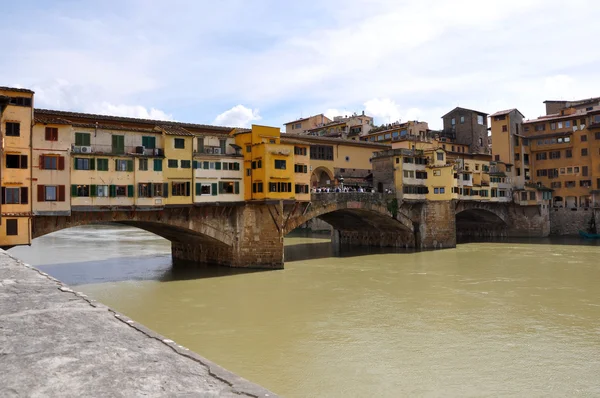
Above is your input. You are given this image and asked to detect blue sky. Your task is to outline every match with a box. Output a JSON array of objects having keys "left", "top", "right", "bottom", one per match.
[{"left": 3, "top": 0, "right": 600, "bottom": 129}]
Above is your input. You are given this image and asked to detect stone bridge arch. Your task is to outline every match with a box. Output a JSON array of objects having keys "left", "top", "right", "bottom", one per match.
[
  {"left": 455, "top": 201, "right": 509, "bottom": 239},
  {"left": 311, "top": 166, "right": 335, "bottom": 187}
]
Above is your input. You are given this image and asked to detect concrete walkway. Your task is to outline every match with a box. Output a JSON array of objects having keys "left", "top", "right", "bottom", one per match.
[{"left": 0, "top": 251, "right": 276, "bottom": 397}]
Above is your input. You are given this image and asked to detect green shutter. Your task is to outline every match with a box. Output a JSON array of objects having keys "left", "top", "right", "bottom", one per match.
[
  {"left": 215, "top": 162, "right": 221, "bottom": 170},
  {"left": 71, "top": 185, "right": 78, "bottom": 197},
  {"left": 195, "top": 183, "right": 201, "bottom": 195},
  {"left": 89, "top": 158, "right": 95, "bottom": 170},
  {"left": 127, "top": 185, "right": 134, "bottom": 198},
  {"left": 83, "top": 133, "right": 91, "bottom": 146},
  {"left": 234, "top": 182, "right": 239, "bottom": 194},
  {"left": 211, "top": 183, "right": 218, "bottom": 196},
  {"left": 185, "top": 182, "right": 190, "bottom": 196},
  {"left": 193, "top": 160, "right": 198, "bottom": 169},
  {"left": 234, "top": 162, "right": 240, "bottom": 171},
  {"left": 90, "top": 184, "right": 97, "bottom": 197},
  {"left": 162, "top": 182, "right": 169, "bottom": 198},
  {"left": 154, "top": 159, "right": 162, "bottom": 171},
  {"left": 127, "top": 160, "right": 134, "bottom": 172},
  {"left": 74, "top": 158, "right": 79, "bottom": 170},
  {"left": 203, "top": 161, "right": 209, "bottom": 169},
  {"left": 109, "top": 185, "right": 116, "bottom": 198}
]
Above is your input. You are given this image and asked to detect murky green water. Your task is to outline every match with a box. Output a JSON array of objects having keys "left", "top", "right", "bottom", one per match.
[{"left": 10, "top": 225, "right": 600, "bottom": 397}]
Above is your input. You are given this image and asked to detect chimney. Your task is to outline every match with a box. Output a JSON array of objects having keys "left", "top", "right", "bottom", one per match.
[{"left": 362, "top": 110, "right": 365, "bottom": 116}]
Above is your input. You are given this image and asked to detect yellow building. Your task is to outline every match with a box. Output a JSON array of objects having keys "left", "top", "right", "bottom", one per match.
[
  {"left": 235, "top": 125, "right": 297, "bottom": 201},
  {"left": 424, "top": 149, "right": 455, "bottom": 201},
  {"left": 158, "top": 125, "right": 194, "bottom": 206},
  {"left": 0, "top": 87, "right": 34, "bottom": 247}
]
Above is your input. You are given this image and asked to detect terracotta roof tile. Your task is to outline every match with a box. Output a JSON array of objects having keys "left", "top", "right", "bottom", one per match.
[
  {"left": 34, "top": 114, "right": 72, "bottom": 125},
  {"left": 0, "top": 86, "right": 34, "bottom": 94},
  {"left": 156, "top": 124, "right": 195, "bottom": 136}
]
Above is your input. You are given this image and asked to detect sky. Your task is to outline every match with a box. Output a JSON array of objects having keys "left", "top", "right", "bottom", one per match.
[{"left": 2, "top": 0, "right": 600, "bottom": 130}]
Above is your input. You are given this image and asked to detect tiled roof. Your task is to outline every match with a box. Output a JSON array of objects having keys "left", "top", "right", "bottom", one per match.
[
  {"left": 34, "top": 109, "right": 233, "bottom": 132},
  {"left": 442, "top": 106, "right": 488, "bottom": 118},
  {"left": 71, "top": 122, "right": 156, "bottom": 133},
  {"left": 0, "top": 86, "right": 34, "bottom": 94},
  {"left": 522, "top": 106, "right": 597, "bottom": 124},
  {"left": 280, "top": 137, "right": 311, "bottom": 145},
  {"left": 156, "top": 124, "right": 195, "bottom": 136},
  {"left": 284, "top": 133, "right": 390, "bottom": 148},
  {"left": 34, "top": 114, "right": 72, "bottom": 125},
  {"left": 489, "top": 108, "right": 522, "bottom": 118}
]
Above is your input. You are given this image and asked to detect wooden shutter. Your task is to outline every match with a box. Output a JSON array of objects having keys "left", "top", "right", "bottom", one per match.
[
  {"left": 37, "top": 185, "right": 45, "bottom": 202},
  {"left": 20, "top": 187, "right": 28, "bottom": 204},
  {"left": 39, "top": 155, "right": 45, "bottom": 169},
  {"left": 203, "top": 161, "right": 209, "bottom": 169},
  {"left": 89, "top": 158, "right": 95, "bottom": 170},
  {"left": 127, "top": 185, "right": 134, "bottom": 198},
  {"left": 109, "top": 185, "right": 116, "bottom": 198},
  {"left": 45, "top": 127, "right": 51, "bottom": 141},
  {"left": 58, "top": 185, "right": 65, "bottom": 202},
  {"left": 71, "top": 185, "right": 78, "bottom": 197},
  {"left": 58, "top": 156, "right": 65, "bottom": 170},
  {"left": 185, "top": 182, "right": 190, "bottom": 196},
  {"left": 234, "top": 182, "right": 239, "bottom": 194},
  {"left": 193, "top": 160, "right": 198, "bottom": 169},
  {"left": 154, "top": 159, "right": 162, "bottom": 171},
  {"left": 162, "top": 183, "right": 169, "bottom": 198},
  {"left": 127, "top": 160, "right": 134, "bottom": 172},
  {"left": 211, "top": 183, "right": 218, "bottom": 196},
  {"left": 90, "top": 185, "right": 97, "bottom": 197},
  {"left": 20, "top": 155, "right": 27, "bottom": 169},
  {"left": 0, "top": 187, "right": 4, "bottom": 204},
  {"left": 195, "top": 183, "right": 201, "bottom": 195},
  {"left": 74, "top": 158, "right": 79, "bottom": 170},
  {"left": 215, "top": 162, "right": 221, "bottom": 170}
]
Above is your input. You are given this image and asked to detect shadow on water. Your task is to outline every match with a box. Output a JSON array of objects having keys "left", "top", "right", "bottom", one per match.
[{"left": 458, "top": 235, "right": 600, "bottom": 247}]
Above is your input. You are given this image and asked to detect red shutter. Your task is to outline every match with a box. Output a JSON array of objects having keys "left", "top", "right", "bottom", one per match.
[
  {"left": 58, "top": 185, "right": 65, "bottom": 202},
  {"left": 39, "top": 155, "right": 44, "bottom": 170},
  {"left": 37, "top": 185, "right": 45, "bottom": 202},
  {"left": 45, "top": 127, "right": 50, "bottom": 141},
  {"left": 58, "top": 156, "right": 65, "bottom": 170}
]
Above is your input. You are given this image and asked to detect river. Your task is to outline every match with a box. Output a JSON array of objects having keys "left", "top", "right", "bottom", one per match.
[{"left": 9, "top": 225, "right": 600, "bottom": 397}]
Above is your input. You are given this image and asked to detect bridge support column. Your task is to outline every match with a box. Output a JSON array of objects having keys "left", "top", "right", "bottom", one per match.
[
  {"left": 171, "top": 241, "right": 232, "bottom": 267},
  {"left": 415, "top": 201, "right": 456, "bottom": 249},
  {"left": 506, "top": 204, "right": 550, "bottom": 237}
]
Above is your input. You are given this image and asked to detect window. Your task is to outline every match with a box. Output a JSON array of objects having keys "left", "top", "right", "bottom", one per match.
[
  {"left": 252, "top": 182, "right": 263, "bottom": 193},
  {"left": 142, "top": 136, "right": 156, "bottom": 149},
  {"left": 246, "top": 168, "right": 251, "bottom": 176},
  {"left": 97, "top": 185, "right": 109, "bottom": 197},
  {"left": 550, "top": 122, "right": 556, "bottom": 130},
  {"left": 520, "top": 192, "right": 528, "bottom": 201},
  {"left": 75, "top": 132, "right": 91, "bottom": 146},
  {"left": 514, "top": 153, "right": 520, "bottom": 161},
  {"left": 6, "top": 154, "right": 27, "bottom": 169},
  {"left": 219, "top": 181, "right": 238, "bottom": 194},
  {"left": 436, "top": 152, "right": 444, "bottom": 161},
  {"left": 97, "top": 158, "right": 109, "bottom": 171},
  {"left": 294, "top": 164, "right": 308, "bottom": 173},
  {"left": 565, "top": 121, "right": 571, "bottom": 128},
  {"left": 550, "top": 151, "right": 561, "bottom": 159},
  {"left": 168, "top": 159, "right": 178, "bottom": 168},
  {"left": 403, "top": 185, "right": 429, "bottom": 194},
  {"left": 535, "top": 124, "right": 545, "bottom": 132},
  {"left": 174, "top": 138, "right": 185, "bottom": 149},
  {"left": 8, "top": 96, "right": 32, "bottom": 107},
  {"left": 582, "top": 148, "right": 588, "bottom": 156},
  {"left": 502, "top": 125, "right": 507, "bottom": 132},
  {"left": 565, "top": 181, "right": 576, "bottom": 188},
  {"left": 582, "top": 166, "right": 588, "bottom": 177},
  {"left": 2, "top": 187, "right": 27, "bottom": 204},
  {"left": 6, "top": 122, "right": 20, "bottom": 137},
  {"left": 451, "top": 118, "right": 456, "bottom": 125},
  {"left": 558, "top": 122, "right": 563, "bottom": 129},
  {"left": 172, "top": 182, "right": 190, "bottom": 196},
  {"left": 268, "top": 182, "right": 292, "bottom": 193},
  {"left": 198, "top": 183, "right": 211, "bottom": 195},
  {"left": 295, "top": 184, "right": 309, "bottom": 194},
  {"left": 551, "top": 182, "right": 561, "bottom": 189},
  {"left": 6, "top": 219, "right": 18, "bottom": 236},
  {"left": 581, "top": 134, "right": 588, "bottom": 142},
  {"left": 115, "top": 159, "right": 133, "bottom": 172},
  {"left": 460, "top": 116, "right": 465, "bottom": 124},
  {"left": 44, "top": 186, "right": 57, "bottom": 201},
  {"left": 74, "top": 157, "right": 93, "bottom": 170},
  {"left": 294, "top": 146, "right": 307, "bottom": 156},
  {"left": 536, "top": 152, "right": 547, "bottom": 160},
  {"left": 152, "top": 183, "right": 165, "bottom": 197},
  {"left": 246, "top": 145, "right": 251, "bottom": 153},
  {"left": 433, "top": 170, "right": 441, "bottom": 176},
  {"left": 219, "top": 139, "right": 227, "bottom": 154},
  {"left": 269, "top": 139, "right": 276, "bottom": 144},
  {"left": 72, "top": 185, "right": 90, "bottom": 197},
  {"left": 137, "top": 158, "right": 148, "bottom": 171},
  {"left": 529, "top": 191, "right": 536, "bottom": 201},
  {"left": 45, "top": 127, "right": 58, "bottom": 141},
  {"left": 310, "top": 145, "right": 334, "bottom": 160},
  {"left": 197, "top": 137, "right": 205, "bottom": 153},
  {"left": 115, "top": 186, "right": 127, "bottom": 197},
  {"left": 574, "top": 166, "right": 579, "bottom": 173},
  {"left": 566, "top": 149, "right": 572, "bottom": 158},
  {"left": 181, "top": 160, "right": 191, "bottom": 169},
  {"left": 403, "top": 170, "right": 415, "bottom": 178},
  {"left": 112, "top": 135, "right": 125, "bottom": 154},
  {"left": 274, "top": 159, "right": 286, "bottom": 170},
  {"left": 41, "top": 155, "right": 61, "bottom": 170},
  {"left": 477, "top": 115, "right": 484, "bottom": 125},
  {"left": 153, "top": 159, "right": 163, "bottom": 171}
]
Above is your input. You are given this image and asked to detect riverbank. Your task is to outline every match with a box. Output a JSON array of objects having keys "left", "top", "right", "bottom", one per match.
[{"left": 0, "top": 251, "right": 275, "bottom": 397}]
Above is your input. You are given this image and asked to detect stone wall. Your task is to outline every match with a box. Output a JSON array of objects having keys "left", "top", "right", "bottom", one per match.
[
  {"left": 371, "top": 156, "right": 395, "bottom": 193},
  {"left": 550, "top": 207, "right": 600, "bottom": 235},
  {"left": 416, "top": 201, "right": 456, "bottom": 249},
  {"left": 332, "top": 229, "right": 414, "bottom": 248},
  {"left": 507, "top": 204, "right": 551, "bottom": 237}
]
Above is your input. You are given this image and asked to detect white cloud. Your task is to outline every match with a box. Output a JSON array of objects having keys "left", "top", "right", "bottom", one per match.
[
  {"left": 88, "top": 102, "right": 173, "bottom": 120},
  {"left": 214, "top": 105, "right": 261, "bottom": 128},
  {"left": 364, "top": 99, "right": 402, "bottom": 124}
]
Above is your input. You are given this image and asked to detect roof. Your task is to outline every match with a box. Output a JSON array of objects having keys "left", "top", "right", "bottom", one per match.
[
  {"left": 34, "top": 109, "right": 233, "bottom": 132},
  {"left": 489, "top": 108, "right": 524, "bottom": 118},
  {"left": 283, "top": 117, "right": 309, "bottom": 125},
  {"left": 156, "top": 124, "right": 195, "bottom": 136},
  {"left": 284, "top": 133, "right": 390, "bottom": 149},
  {"left": 523, "top": 105, "right": 600, "bottom": 124},
  {"left": 71, "top": 122, "right": 156, "bottom": 133},
  {"left": 34, "top": 114, "right": 72, "bottom": 125},
  {"left": 280, "top": 137, "right": 311, "bottom": 145},
  {"left": 0, "top": 86, "right": 34, "bottom": 94},
  {"left": 441, "top": 106, "right": 488, "bottom": 118}
]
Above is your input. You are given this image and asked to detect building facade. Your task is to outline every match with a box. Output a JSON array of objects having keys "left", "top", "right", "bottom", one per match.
[
  {"left": 283, "top": 114, "right": 331, "bottom": 134},
  {"left": 441, "top": 107, "right": 489, "bottom": 154}
]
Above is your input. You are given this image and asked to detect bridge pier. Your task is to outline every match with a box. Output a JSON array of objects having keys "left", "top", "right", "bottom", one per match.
[{"left": 414, "top": 201, "right": 457, "bottom": 249}]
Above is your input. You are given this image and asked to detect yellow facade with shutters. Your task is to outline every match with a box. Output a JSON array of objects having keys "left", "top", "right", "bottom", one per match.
[
  {"left": 161, "top": 130, "right": 194, "bottom": 206},
  {"left": 0, "top": 87, "right": 34, "bottom": 247}
]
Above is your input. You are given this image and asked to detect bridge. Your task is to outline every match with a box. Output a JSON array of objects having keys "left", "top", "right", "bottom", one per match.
[{"left": 30, "top": 194, "right": 549, "bottom": 269}]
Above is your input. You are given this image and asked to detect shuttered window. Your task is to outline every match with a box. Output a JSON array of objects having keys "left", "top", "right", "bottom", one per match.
[
  {"left": 6, "top": 219, "right": 18, "bottom": 236},
  {"left": 75, "top": 132, "right": 91, "bottom": 146},
  {"left": 45, "top": 127, "right": 58, "bottom": 141},
  {"left": 112, "top": 135, "right": 125, "bottom": 154},
  {"left": 153, "top": 159, "right": 163, "bottom": 171},
  {"left": 142, "top": 136, "right": 156, "bottom": 149}
]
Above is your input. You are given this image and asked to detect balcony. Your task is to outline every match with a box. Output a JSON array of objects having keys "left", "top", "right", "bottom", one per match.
[{"left": 71, "top": 144, "right": 163, "bottom": 157}]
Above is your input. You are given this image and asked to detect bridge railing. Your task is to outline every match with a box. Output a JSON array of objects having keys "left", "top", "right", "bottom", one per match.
[{"left": 310, "top": 192, "right": 396, "bottom": 205}]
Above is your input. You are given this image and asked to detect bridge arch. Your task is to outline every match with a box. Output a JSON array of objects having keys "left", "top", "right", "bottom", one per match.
[
  {"left": 455, "top": 202, "right": 508, "bottom": 239},
  {"left": 311, "top": 166, "right": 335, "bottom": 187}
]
